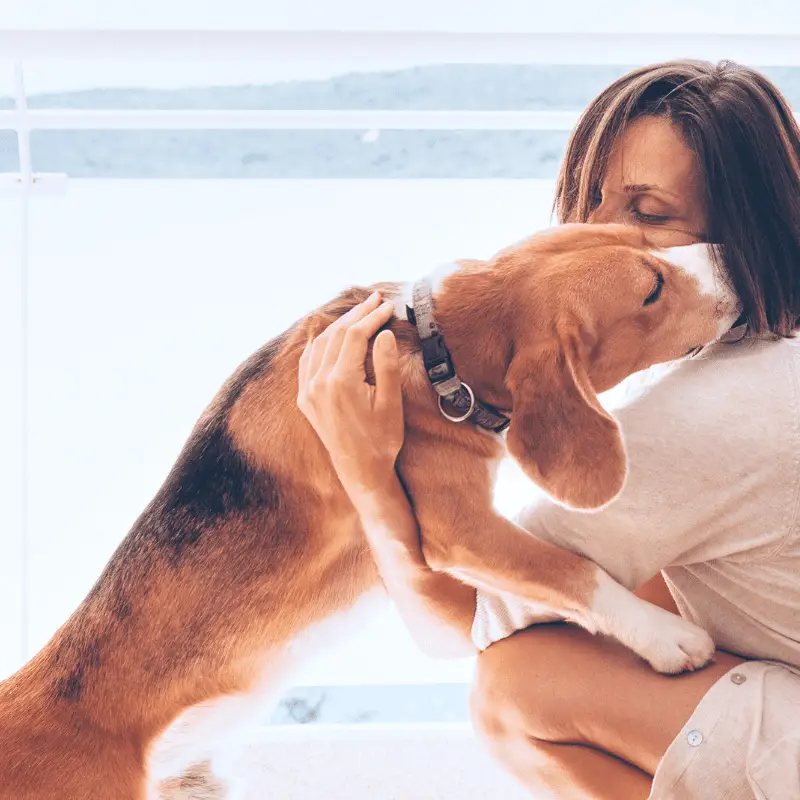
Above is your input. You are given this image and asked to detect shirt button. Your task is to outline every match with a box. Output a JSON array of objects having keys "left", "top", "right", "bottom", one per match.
[
  {"left": 731, "top": 672, "right": 747, "bottom": 685},
  {"left": 687, "top": 730, "right": 703, "bottom": 747}
]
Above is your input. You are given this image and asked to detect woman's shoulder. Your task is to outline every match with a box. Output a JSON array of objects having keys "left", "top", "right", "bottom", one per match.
[
  {"left": 606, "top": 333, "right": 799, "bottom": 554},
  {"left": 605, "top": 333, "right": 799, "bottom": 455},
  {"left": 619, "top": 333, "right": 798, "bottom": 408},
  {"left": 708, "top": 329, "right": 800, "bottom": 364},
  {"left": 686, "top": 333, "right": 800, "bottom": 399}
]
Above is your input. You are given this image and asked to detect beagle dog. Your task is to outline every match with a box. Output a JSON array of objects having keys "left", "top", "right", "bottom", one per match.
[{"left": 0, "top": 223, "right": 740, "bottom": 799}]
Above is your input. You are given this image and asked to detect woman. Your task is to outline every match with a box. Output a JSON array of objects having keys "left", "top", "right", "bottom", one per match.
[{"left": 297, "top": 60, "right": 800, "bottom": 798}]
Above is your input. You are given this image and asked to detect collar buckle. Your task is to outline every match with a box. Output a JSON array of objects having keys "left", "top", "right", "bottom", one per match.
[{"left": 421, "top": 334, "right": 456, "bottom": 385}]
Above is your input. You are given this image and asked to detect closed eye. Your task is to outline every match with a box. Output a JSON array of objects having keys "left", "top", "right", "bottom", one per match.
[
  {"left": 631, "top": 207, "right": 670, "bottom": 225},
  {"left": 644, "top": 271, "right": 664, "bottom": 306}
]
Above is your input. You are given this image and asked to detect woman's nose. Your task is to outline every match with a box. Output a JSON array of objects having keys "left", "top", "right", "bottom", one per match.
[{"left": 588, "top": 202, "right": 623, "bottom": 225}]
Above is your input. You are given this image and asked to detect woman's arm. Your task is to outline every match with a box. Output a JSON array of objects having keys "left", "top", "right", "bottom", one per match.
[{"left": 297, "top": 292, "right": 477, "bottom": 658}]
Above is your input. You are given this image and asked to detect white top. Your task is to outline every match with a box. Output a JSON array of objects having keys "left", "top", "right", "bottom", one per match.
[{"left": 473, "top": 335, "right": 800, "bottom": 668}]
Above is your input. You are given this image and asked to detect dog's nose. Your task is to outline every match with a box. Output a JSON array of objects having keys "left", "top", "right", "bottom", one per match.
[{"left": 717, "top": 292, "right": 744, "bottom": 335}]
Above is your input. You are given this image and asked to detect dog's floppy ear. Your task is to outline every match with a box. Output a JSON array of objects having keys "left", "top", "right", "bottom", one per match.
[{"left": 505, "top": 329, "right": 627, "bottom": 510}]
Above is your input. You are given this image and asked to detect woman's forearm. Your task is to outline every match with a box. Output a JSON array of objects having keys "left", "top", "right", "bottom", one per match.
[{"left": 353, "top": 473, "right": 478, "bottom": 659}]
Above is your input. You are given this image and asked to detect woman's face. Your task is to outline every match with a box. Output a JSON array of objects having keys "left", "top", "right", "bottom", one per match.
[{"left": 589, "top": 115, "right": 707, "bottom": 248}]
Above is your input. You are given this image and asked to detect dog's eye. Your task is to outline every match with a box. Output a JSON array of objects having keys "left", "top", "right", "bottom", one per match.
[{"left": 644, "top": 272, "right": 664, "bottom": 306}]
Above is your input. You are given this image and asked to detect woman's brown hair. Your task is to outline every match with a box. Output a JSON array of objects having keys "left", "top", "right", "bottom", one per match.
[{"left": 555, "top": 60, "right": 800, "bottom": 337}]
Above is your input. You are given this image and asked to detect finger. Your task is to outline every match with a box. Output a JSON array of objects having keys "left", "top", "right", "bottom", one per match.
[
  {"left": 338, "top": 301, "right": 395, "bottom": 369},
  {"left": 329, "top": 290, "right": 383, "bottom": 331},
  {"left": 297, "top": 337, "right": 312, "bottom": 389},
  {"left": 305, "top": 332, "right": 331, "bottom": 379},
  {"left": 373, "top": 329, "right": 403, "bottom": 413},
  {"left": 317, "top": 324, "right": 349, "bottom": 376},
  {"left": 305, "top": 292, "right": 383, "bottom": 378}
]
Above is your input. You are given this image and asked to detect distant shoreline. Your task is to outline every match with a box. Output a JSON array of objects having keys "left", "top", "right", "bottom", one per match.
[{"left": 2, "top": 64, "right": 798, "bottom": 178}]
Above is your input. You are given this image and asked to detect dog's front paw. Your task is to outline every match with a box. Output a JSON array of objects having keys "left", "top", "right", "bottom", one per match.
[
  {"left": 634, "top": 606, "right": 715, "bottom": 674},
  {"left": 590, "top": 570, "right": 715, "bottom": 675}
]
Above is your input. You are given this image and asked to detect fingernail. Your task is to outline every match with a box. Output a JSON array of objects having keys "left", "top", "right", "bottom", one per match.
[
  {"left": 369, "top": 290, "right": 381, "bottom": 302},
  {"left": 377, "top": 330, "right": 396, "bottom": 352}
]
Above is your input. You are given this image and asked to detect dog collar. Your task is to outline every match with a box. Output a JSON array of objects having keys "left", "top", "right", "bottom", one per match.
[{"left": 407, "top": 278, "right": 510, "bottom": 433}]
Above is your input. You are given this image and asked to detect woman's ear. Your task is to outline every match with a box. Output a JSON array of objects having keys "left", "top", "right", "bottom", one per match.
[{"left": 505, "top": 333, "right": 627, "bottom": 510}]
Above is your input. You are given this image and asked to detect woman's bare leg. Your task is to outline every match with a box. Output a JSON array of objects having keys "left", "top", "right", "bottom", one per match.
[
  {"left": 474, "top": 730, "right": 652, "bottom": 799},
  {"left": 633, "top": 572, "right": 679, "bottom": 615},
  {"left": 470, "top": 574, "right": 745, "bottom": 798}
]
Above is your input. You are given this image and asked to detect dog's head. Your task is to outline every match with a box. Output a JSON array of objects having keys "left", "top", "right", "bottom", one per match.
[{"left": 496, "top": 223, "right": 740, "bottom": 511}]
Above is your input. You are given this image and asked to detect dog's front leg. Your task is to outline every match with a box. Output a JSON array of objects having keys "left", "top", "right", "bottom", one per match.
[
  {"left": 432, "top": 505, "right": 714, "bottom": 673},
  {"left": 399, "top": 446, "right": 713, "bottom": 673}
]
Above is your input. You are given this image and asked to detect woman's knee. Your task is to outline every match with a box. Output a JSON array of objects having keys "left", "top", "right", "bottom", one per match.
[
  {"left": 469, "top": 629, "right": 571, "bottom": 747},
  {"left": 469, "top": 647, "right": 513, "bottom": 745}
]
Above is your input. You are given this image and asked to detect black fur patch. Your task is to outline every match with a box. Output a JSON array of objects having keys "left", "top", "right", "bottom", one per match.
[
  {"left": 163, "top": 422, "right": 271, "bottom": 520},
  {"left": 152, "top": 332, "right": 288, "bottom": 562},
  {"left": 56, "top": 670, "right": 84, "bottom": 703},
  {"left": 154, "top": 420, "right": 281, "bottom": 563}
]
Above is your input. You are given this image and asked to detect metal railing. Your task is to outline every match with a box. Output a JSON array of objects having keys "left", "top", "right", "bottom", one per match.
[
  {"left": 2, "top": 29, "right": 800, "bottom": 63},
  {"left": 1, "top": 29, "right": 799, "bottom": 194},
  {"left": 2, "top": 30, "right": 800, "bottom": 184},
  {"left": 0, "top": 108, "right": 584, "bottom": 132}
]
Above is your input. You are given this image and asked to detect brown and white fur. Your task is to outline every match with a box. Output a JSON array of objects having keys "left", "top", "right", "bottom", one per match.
[{"left": 0, "top": 224, "right": 740, "bottom": 799}]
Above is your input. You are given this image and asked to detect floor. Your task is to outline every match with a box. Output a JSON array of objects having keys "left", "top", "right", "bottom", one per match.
[{"left": 155, "top": 727, "right": 531, "bottom": 799}]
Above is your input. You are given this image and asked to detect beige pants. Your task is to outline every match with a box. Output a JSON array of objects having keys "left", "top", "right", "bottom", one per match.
[{"left": 649, "top": 661, "right": 800, "bottom": 800}]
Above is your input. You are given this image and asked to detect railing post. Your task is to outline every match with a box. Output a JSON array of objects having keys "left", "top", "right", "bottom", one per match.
[
  {"left": 13, "top": 62, "right": 29, "bottom": 663},
  {"left": 0, "top": 63, "right": 28, "bottom": 675}
]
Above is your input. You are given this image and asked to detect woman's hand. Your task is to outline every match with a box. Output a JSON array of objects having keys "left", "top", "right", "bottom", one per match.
[{"left": 297, "top": 291, "right": 404, "bottom": 498}]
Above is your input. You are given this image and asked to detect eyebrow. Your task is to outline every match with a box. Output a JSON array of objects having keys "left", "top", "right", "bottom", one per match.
[{"left": 624, "top": 183, "right": 681, "bottom": 200}]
